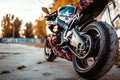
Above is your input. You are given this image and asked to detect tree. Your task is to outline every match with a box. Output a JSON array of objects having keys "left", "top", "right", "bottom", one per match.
[
  {"left": 33, "top": 18, "right": 46, "bottom": 39},
  {"left": 1, "top": 14, "right": 22, "bottom": 38},
  {"left": 24, "top": 22, "right": 33, "bottom": 38},
  {"left": 14, "top": 17, "right": 22, "bottom": 38},
  {"left": 1, "top": 14, "right": 12, "bottom": 37}
]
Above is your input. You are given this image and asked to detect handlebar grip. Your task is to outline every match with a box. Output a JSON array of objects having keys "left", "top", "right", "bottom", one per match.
[
  {"left": 45, "top": 16, "right": 49, "bottom": 18},
  {"left": 45, "top": 13, "right": 57, "bottom": 21}
]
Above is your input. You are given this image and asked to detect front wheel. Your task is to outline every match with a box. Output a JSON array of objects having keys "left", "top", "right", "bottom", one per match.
[
  {"left": 73, "top": 21, "right": 119, "bottom": 79},
  {"left": 44, "top": 38, "right": 56, "bottom": 61}
]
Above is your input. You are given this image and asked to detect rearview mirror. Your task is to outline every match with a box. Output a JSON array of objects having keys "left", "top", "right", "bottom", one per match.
[{"left": 42, "top": 7, "right": 49, "bottom": 14}]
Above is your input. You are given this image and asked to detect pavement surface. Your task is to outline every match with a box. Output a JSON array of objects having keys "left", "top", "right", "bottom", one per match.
[{"left": 0, "top": 43, "right": 120, "bottom": 80}]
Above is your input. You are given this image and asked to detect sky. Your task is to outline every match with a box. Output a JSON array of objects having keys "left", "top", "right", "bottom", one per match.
[{"left": 0, "top": 0, "right": 54, "bottom": 24}]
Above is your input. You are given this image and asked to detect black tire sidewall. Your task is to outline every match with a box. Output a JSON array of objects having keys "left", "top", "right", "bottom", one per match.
[
  {"left": 72, "top": 21, "right": 118, "bottom": 79},
  {"left": 44, "top": 39, "right": 56, "bottom": 61}
]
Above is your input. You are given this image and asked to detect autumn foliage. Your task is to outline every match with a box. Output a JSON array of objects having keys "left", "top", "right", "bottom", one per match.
[
  {"left": 33, "top": 19, "right": 47, "bottom": 39},
  {"left": 1, "top": 14, "right": 22, "bottom": 38},
  {"left": 50, "top": 0, "right": 79, "bottom": 13},
  {"left": 0, "top": 0, "right": 79, "bottom": 38}
]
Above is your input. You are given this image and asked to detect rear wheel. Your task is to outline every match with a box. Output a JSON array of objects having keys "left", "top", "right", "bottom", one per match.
[
  {"left": 73, "top": 21, "right": 118, "bottom": 79},
  {"left": 44, "top": 38, "right": 56, "bottom": 61}
]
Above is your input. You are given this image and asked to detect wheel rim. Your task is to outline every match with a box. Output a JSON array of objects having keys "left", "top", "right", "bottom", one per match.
[
  {"left": 45, "top": 47, "right": 52, "bottom": 56},
  {"left": 44, "top": 40, "right": 52, "bottom": 59},
  {"left": 75, "top": 27, "right": 101, "bottom": 71},
  {"left": 78, "top": 34, "right": 93, "bottom": 59}
]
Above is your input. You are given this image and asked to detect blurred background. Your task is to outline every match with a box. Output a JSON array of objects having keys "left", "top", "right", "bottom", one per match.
[
  {"left": 0, "top": 0, "right": 79, "bottom": 43},
  {"left": 0, "top": 1, "right": 119, "bottom": 63}
]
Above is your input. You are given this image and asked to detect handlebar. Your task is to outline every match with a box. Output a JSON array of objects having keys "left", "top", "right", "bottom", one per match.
[
  {"left": 45, "top": 16, "right": 49, "bottom": 18},
  {"left": 45, "top": 11, "right": 57, "bottom": 21}
]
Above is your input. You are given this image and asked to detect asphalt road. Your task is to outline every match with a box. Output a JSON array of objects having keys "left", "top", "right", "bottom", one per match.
[{"left": 0, "top": 43, "right": 120, "bottom": 80}]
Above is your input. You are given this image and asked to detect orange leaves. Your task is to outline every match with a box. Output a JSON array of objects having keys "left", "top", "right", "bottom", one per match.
[{"left": 50, "top": 0, "right": 79, "bottom": 13}]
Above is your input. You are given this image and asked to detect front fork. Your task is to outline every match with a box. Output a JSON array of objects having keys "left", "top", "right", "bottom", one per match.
[{"left": 47, "top": 35, "right": 72, "bottom": 61}]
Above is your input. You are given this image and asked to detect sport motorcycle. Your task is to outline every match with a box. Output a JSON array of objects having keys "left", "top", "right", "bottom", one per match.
[{"left": 42, "top": 1, "right": 118, "bottom": 79}]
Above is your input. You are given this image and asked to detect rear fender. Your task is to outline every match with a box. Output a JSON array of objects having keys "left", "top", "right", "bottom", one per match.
[{"left": 78, "top": 19, "right": 95, "bottom": 31}]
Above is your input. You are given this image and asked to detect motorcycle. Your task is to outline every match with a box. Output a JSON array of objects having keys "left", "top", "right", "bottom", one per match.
[{"left": 42, "top": 1, "right": 119, "bottom": 79}]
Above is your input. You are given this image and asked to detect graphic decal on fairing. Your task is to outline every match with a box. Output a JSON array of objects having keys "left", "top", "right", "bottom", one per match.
[{"left": 100, "top": 0, "right": 120, "bottom": 38}]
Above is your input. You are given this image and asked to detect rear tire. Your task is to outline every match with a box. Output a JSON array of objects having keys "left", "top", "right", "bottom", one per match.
[{"left": 73, "top": 21, "right": 119, "bottom": 79}]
